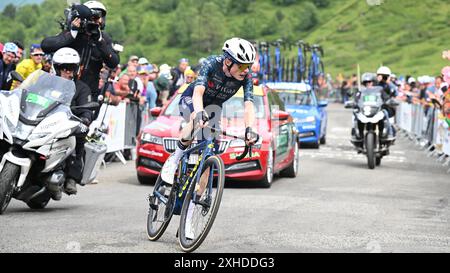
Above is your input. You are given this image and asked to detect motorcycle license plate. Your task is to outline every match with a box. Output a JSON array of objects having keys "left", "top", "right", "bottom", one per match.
[{"left": 188, "top": 154, "right": 199, "bottom": 165}]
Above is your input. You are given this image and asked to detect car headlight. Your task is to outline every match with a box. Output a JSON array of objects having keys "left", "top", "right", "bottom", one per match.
[
  {"left": 141, "top": 133, "right": 163, "bottom": 145},
  {"left": 295, "top": 116, "right": 316, "bottom": 123}
]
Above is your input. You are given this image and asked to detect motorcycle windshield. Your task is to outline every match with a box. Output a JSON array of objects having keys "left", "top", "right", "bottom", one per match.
[
  {"left": 19, "top": 70, "right": 75, "bottom": 121},
  {"left": 358, "top": 87, "right": 383, "bottom": 109}
]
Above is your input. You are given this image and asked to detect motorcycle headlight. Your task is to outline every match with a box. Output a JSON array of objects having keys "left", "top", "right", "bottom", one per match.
[
  {"left": 141, "top": 133, "right": 163, "bottom": 145},
  {"left": 363, "top": 106, "right": 378, "bottom": 117}
]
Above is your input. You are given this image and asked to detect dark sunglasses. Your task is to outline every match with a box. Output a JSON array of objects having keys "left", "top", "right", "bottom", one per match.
[
  {"left": 31, "top": 53, "right": 45, "bottom": 57},
  {"left": 56, "top": 64, "right": 78, "bottom": 72}
]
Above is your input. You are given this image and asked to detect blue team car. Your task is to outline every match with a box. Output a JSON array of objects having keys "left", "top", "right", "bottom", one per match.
[{"left": 265, "top": 82, "right": 328, "bottom": 148}]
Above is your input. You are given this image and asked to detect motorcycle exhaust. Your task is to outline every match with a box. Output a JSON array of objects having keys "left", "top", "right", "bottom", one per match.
[{"left": 46, "top": 171, "right": 65, "bottom": 192}]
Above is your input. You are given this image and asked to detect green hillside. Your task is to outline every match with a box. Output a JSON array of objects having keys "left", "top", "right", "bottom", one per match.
[{"left": 0, "top": 0, "right": 448, "bottom": 78}]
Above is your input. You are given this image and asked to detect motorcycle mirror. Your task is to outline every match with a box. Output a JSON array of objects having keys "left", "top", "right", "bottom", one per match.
[
  {"left": 387, "top": 99, "right": 399, "bottom": 107},
  {"left": 344, "top": 101, "right": 356, "bottom": 109},
  {"left": 11, "top": 71, "right": 24, "bottom": 83},
  {"left": 71, "top": 102, "right": 100, "bottom": 111}
]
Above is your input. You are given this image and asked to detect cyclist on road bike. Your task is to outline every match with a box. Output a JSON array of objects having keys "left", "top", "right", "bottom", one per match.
[{"left": 161, "top": 37, "right": 260, "bottom": 184}]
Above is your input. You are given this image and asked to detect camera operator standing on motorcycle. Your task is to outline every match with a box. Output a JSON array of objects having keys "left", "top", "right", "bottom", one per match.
[
  {"left": 51, "top": 48, "right": 93, "bottom": 199},
  {"left": 376, "top": 66, "right": 396, "bottom": 140},
  {"left": 41, "top": 1, "right": 119, "bottom": 107}
]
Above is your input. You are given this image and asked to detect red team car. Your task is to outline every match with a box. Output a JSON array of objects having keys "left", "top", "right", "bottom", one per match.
[{"left": 136, "top": 84, "right": 299, "bottom": 188}]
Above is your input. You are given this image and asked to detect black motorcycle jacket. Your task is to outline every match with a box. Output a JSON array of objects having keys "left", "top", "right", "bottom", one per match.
[
  {"left": 41, "top": 30, "right": 120, "bottom": 101},
  {"left": 72, "top": 79, "right": 93, "bottom": 123}
]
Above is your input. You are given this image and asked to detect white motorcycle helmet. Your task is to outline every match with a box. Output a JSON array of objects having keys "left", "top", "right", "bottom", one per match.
[
  {"left": 83, "top": 1, "right": 107, "bottom": 16},
  {"left": 376, "top": 66, "right": 391, "bottom": 76},
  {"left": 52, "top": 47, "right": 80, "bottom": 77},
  {"left": 222, "top": 38, "right": 256, "bottom": 64},
  {"left": 84, "top": 1, "right": 107, "bottom": 29}
]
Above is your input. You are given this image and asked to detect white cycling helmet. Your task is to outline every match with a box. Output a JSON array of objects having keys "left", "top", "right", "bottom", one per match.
[
  {"left": 83, "top": 1, "right": 107, "bottom": 16},
  {"left": 52, "top": 47, "right": 80, "bottom": 76},
  {"left": 377, "top": 66, "right": 391, "bottom": 76},
  {"left": 222, "top": 38, "right": 256, "bottom": 64}
]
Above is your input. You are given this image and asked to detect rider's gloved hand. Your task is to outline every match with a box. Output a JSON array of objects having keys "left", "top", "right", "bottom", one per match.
[
  {"left": 80, "top": 117, "right": 91, "bottom": 126},
  {"left": 195, "top": 110, "right": 209, "bottom": 129},
  {"left": 245, "top": 127, "right": 259, "bottom": 146}
]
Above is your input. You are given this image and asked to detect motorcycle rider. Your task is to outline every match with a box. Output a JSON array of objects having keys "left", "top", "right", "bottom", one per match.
[
  {"left": 376, "top": 66, "right": 396, "bottom": 140},
  {"left": 41, "top": 1, "right": 120, "bottom": 107},
  {"left": 351, "top": 72, "right": 377, "bottom": 141},
  {"left": 50, "top": 47, "right": 93, "bottom": 200}
]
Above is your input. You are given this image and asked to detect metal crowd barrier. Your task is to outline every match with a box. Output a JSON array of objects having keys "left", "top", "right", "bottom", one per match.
[{"left": 396, "top": 102, "right": 450, "bottom": 172}]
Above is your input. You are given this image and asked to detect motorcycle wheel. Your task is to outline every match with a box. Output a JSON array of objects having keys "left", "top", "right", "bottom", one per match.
[
  {"left": 0, "top": 162, "right": 20, "bottom": 214},
  {"left": 366, "top": 132, "right": 376, "bottom": 169}
]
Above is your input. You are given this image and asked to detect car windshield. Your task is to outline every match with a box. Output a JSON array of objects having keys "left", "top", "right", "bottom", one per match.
[
  {"left": 275, "top": 90, "right": 316, "bottom": 106},
  {"left": 163, "top": 95, "right": 266, "bottom": 119}
]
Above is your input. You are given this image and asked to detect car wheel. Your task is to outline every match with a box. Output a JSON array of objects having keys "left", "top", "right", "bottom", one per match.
[
  {"left": 138, "top": 174, "right": 156, "bottom": 185},
  {"left": 311, "top": 140, "right": 320, "bottom": 149},
  {"left": 280, "top": 141, "right": 299, "bottom": 178},
  {"left": 259, "top": 146, "right": 274, "bottom": 188}
]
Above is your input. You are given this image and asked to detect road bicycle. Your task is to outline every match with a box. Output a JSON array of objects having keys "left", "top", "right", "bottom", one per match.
[
  {"left": 272, "top": 39, "right": 283, "bottom": 82},
  {"left": 294, "top": 40, "right": 308, "bottom": 83},
  {"left": 307, "top": 44, "right": 325, "bottom": 92},
  {"left": 146, "top": 126, "right": 254, "bottom": 252}
]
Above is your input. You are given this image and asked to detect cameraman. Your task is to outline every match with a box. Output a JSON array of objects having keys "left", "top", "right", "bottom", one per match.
[{"left": 41, "top": 1, "right": 119, "bottom": 104}]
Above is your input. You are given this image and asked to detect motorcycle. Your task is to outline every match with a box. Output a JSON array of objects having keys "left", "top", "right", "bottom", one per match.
[
  {"left": 345, "top": 86, "right": 398, "bottom": 169},
  {"left": 0, "top": 70, "right": 98, "bottom": 214}
]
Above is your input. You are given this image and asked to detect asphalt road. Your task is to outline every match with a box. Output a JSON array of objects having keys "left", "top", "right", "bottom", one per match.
[{"left": 1, "top": 103, "right": 449, "bottom": 253}]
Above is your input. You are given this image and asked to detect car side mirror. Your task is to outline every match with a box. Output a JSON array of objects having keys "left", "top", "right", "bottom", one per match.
[
  {"left": 11, "top": 71, "right": 24, "bottom": 83},
  {"left": 272, "top": 110, "right": 290, "bottom": 121},
  {"left": 150, "top": 107, "right": 162, "bottom": 117},
  {"left": 318, "top": 100, "right": 328, "bottom": 107}
]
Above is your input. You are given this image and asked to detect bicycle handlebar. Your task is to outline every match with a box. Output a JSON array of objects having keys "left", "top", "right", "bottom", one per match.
[{"left": 203, "top": 126, "right": 257, "bottom": 161}]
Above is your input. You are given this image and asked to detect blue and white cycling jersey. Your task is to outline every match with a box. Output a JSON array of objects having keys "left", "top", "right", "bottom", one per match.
[{"left": 180, "top": 55, "right": 254, "bottom": 108}]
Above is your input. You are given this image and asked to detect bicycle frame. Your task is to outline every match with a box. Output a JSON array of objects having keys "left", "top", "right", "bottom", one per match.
[
  {"left": 153, "top": 137, "right": 215, "bottom": 210},
  {"left": 308, "top": 45, "right": 324, "bottom": 92},
  {"left": 177, "top": 137, "right": 216, "bottom": 205}
]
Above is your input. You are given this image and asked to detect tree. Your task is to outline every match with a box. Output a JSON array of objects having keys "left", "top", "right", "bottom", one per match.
[
  {"left": 296, "top": 2, "right": 318, "bottom": 31},
  {"left": 167, "top": 0, "right": 197, "bottom": 47},
  {"left": 2, "top": 4, "right": 16, "bottom": 19},
  {"left": 190, "top": 2, "right": 226, "bottom": 53},
  {"left": 271, "top": 0, "right": 301, "bottom": 6},
  {"left": 228, "top": 0, "right": 254, "bottom": 14},
  {"left": 313, "top": 0, "right": 330, "bottom": 8},
  {"left": 16, "top": 5, "right": 38, "bottom": 28},
  {"left": 149, "top": 0, "right": 180, "bottom": 13},
  {"left": 108, "top": 17, "right": 126, "bottom": 43}
]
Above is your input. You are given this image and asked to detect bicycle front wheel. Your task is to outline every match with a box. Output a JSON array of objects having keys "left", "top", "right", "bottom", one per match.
[
  {"left": 147, "top": 175, "right": 175, "bottom": 241},
  {"left": 178, "top": 155, "right": 225, "bottom": 252}
]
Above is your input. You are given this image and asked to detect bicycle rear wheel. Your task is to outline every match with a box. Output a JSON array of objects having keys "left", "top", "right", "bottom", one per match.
[
  {"left": 178, "top": 155, "right": 225, "bottom": 252},
  {"left": 147, "top": 175, "right": 175, "bottom": 241}
]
